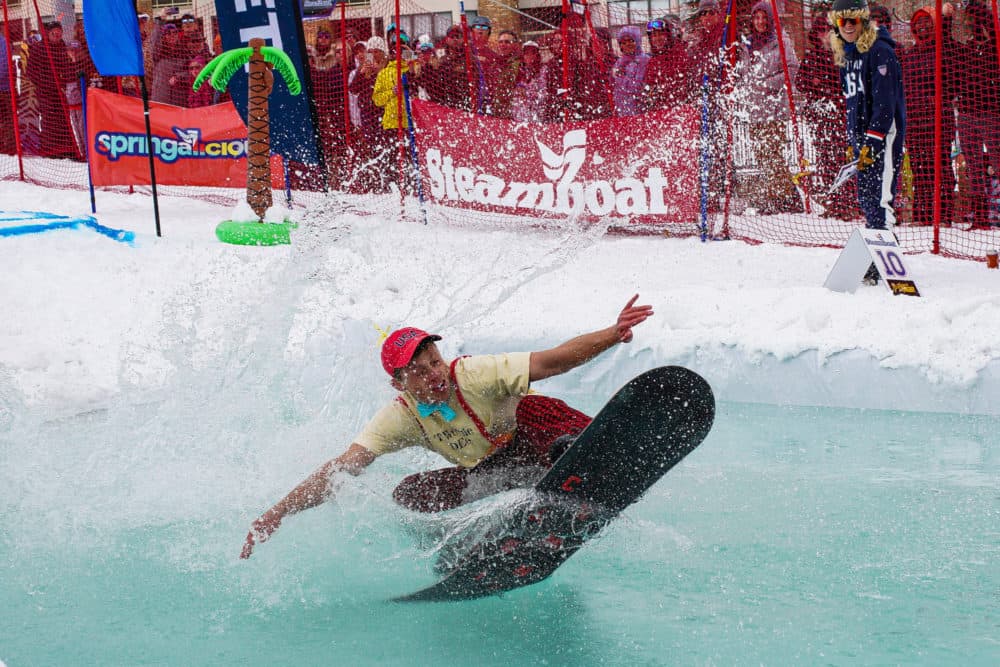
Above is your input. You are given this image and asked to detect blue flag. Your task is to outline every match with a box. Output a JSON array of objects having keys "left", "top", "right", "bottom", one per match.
[{"left": 82, "top": 0, "right": 145, "bottom": 76}]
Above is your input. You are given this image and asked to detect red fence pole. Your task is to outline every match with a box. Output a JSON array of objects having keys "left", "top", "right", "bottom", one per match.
[
  {"left": 2, "top": 0, "right": 25, "bottom": 179},
  {"left": 340, "top": 0, "right": 350, "bottom": 148},
  {"left": 932, "top": 0, "right": 943, "bottom": 254},
  {"left": 769, "top": 0, "right": 809, "bottom": 214}
]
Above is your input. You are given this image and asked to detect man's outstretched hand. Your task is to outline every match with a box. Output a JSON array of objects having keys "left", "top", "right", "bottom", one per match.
[
  {"left": 615, "top": 294, "right": 653, "bottom": 343},
  {"left": 239, "top": 513, "right": 281, "bottom": 559}
]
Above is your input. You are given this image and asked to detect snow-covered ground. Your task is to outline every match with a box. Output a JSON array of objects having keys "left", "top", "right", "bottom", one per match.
[{"left": 3, "top": 179, "right": 1000, "bottom": 420}]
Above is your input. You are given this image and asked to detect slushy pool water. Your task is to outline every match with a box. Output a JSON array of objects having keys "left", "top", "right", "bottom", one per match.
[{"left": 2, "top": 392, "right": 997, "bottom": 665}]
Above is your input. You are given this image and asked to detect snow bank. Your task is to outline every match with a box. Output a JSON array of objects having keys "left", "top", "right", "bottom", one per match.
[{"left": 2, "top": 180, "right": 1000, "bottom": 418}]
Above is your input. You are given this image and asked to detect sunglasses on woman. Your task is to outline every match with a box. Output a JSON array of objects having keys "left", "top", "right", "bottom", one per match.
[{"left": 836, "top": 16, "right": 862, "bottom": 27}]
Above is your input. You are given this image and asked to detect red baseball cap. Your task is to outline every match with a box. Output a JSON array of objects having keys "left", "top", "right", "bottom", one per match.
[{"left": 381, "top": 327, "right": 441, "bottom": 376}]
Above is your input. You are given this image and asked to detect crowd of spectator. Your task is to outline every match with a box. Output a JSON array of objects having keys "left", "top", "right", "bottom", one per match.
[
  {"left": 304, "top": 6, "right": 727, "bottom": 192},
  {"left": 2, "top": 2, "right": 999, "bottom": 228},
  {"left": 299, "top": 1, "right": 1000, "bottom": 226}
]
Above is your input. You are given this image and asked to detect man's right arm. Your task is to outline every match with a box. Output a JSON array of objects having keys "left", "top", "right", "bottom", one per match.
[
  {"left": 528, "top": 294, "right": 652, "bottom": 382},
  {"left": 239, "top": 444, "right": 375, "bottom": 559}
]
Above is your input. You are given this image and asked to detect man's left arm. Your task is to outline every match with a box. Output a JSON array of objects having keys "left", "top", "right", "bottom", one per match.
[{"left": 528, "top": 294, "right": 653, "bottom": 382}]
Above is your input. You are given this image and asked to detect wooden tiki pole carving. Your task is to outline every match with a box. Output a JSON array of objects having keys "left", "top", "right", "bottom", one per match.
[
  {"left": 193, "top": 38, "right": 301, "bottom": 226},
  {"left": 246, "top": 38, "right": 275, "bottom": 220}
]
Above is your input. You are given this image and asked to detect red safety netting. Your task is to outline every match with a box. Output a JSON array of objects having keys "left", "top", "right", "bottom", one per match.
[
  {"left": 316, "top": 0, "right": 714, "bottom": 235},
  {"left": 3, "top": 0, "right": 1000, "bottom": 261}
]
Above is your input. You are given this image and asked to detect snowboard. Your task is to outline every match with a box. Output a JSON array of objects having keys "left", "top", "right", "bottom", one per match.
[{"left": 394, "top": 366, "right": 715, "bottom": 602}]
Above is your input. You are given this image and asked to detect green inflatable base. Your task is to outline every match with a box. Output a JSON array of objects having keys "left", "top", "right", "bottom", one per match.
[{"left": 215, "top": 220, "right": 297, "bottom": 246}]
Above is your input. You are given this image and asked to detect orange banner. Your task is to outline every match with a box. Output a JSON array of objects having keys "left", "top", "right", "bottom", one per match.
[{"left": 86, "top": 88, "right": 282, "bottom": 188}]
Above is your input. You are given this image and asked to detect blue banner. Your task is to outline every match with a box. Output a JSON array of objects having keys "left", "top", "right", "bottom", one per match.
[
  {"left": 213, "top": 0, "right": 320, "bottom": 164},
  {"left": 82, "top": 0, "right": 144, "bottom": 76}
]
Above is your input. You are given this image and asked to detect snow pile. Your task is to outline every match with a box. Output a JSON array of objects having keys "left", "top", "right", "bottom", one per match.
[{"left": 2, "top": 180, "right": 1000, "bottom": 417}]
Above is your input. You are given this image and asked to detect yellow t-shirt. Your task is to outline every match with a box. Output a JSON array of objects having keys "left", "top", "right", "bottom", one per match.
[{"left": 355, "top": 352, "right": 531, "bottom": 468}]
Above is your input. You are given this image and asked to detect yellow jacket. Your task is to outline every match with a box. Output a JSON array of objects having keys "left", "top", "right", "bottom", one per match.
[{"left": 372, "top": 60, "right": 411, "bottom": 130}]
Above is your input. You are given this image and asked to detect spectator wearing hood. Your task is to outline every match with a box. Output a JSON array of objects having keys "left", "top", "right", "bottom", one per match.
[
  {"left": 611, "top": 26, "right": 650, "bottom": 116},
  {"left": 736, "top": 1, "right": 802, "bottom": 215},
  {"left": 796, "top": 9, "right": 858, "bottom": 219},
  {"left": 372, "top": 37, "right": 413, "bottom": 133},
  {"left": 954, "top": 1, "right": 1000, "bottom": 228},
  {"left": 828, "top": 0, "right": 906, "bottom": 232},
  {"left": 900, "top": 4, "right": 957, "bottom": 227}
]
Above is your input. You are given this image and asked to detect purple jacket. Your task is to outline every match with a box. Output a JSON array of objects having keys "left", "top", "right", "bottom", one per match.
[{"left": 611, "top": 26, "right": 650, "bottom": 116}]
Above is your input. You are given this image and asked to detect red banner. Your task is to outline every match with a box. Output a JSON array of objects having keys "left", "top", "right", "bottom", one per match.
[
  {"left": 411, "top": 101, "right": 700, "bottom": 226},
  {"left": 86, "top": 88, "right": 281, "bottom": 188}
]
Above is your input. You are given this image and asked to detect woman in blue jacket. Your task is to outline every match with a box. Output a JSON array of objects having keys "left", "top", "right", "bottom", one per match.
[{"left": 828, "top": 0, "right": 906, "bottom": 230}]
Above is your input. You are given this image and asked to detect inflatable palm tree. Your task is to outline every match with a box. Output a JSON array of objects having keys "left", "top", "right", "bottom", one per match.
[{"left": 194, "top": 38, "right": 301, "bottom": 221}]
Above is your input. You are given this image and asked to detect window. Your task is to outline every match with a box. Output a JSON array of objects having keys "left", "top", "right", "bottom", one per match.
[
  {"left": 394, "top": 12, "right": 453, "bottom": 44},
  {"left": 607, "top": 0, "right": 686, "bottom": 27},
  {"left": 303, "top": 0, "right": 370, "bottom": 17}
]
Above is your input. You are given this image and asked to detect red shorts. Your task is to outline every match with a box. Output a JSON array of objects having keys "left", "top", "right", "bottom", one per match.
[{"left": 391, "top": 394, "right": 591, "bottom": 513}]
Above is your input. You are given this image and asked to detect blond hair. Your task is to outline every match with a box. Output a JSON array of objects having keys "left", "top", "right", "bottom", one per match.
[{"left": 827, "top": 9, "right": 878, "bottom": 67}]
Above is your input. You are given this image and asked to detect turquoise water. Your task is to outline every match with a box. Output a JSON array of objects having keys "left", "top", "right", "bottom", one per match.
[{"left": 2, "top": 395, "right": 997, "bottom": 665}]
